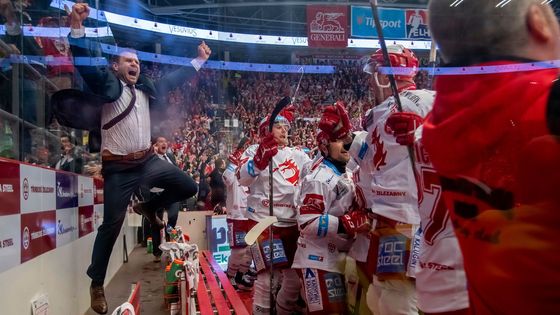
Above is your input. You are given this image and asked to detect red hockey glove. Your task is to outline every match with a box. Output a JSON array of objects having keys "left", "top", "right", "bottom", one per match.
[
  {"left": 339, "top": 211, "right": 371, "bottom": 238},
  {"left": 319, "top": 101, "right": 353, "bottom": 141},
  {"left": 279, "top": 104, "right": 296, "bottom": 123},
  {"left": 228, "top": 149, "right": 244, "bottom": 166},
  {"left": 386, "top": 112, "right": 424, "bottom": 146},
  {"left": 253, "top": 133, "right": 278, "bottom": 170}
]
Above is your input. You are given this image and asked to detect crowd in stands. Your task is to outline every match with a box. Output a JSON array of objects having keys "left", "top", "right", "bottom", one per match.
[
  {"left": 137, "top": 61, "right": 433, "bottom": 209},
  {"left": 0, "top": 8, "right": 433, "bottom": 195}
]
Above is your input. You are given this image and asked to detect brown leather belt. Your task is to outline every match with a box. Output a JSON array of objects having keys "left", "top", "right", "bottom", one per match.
[{"left": 102, "top": 147, "right": 151, "bottom": 161}]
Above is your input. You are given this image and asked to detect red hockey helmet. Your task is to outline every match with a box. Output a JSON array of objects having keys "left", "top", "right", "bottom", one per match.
[{"left": 363, "top": 44, "right": 419, "bottom": 81}]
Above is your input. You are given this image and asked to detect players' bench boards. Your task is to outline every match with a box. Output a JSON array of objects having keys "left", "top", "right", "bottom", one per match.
[
  {"left": 114, "top": 282, "right": 141, "bottom": 315},
  {"left": 195, "top": 250, "right": 250, "bottom": 315}
]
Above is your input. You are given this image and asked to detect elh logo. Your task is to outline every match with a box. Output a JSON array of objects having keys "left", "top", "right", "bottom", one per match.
[{"left": 406, "top": 9, "right": 429, "bottom": 39}]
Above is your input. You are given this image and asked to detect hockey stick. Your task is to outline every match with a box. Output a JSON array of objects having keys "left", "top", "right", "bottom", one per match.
[
  {"left": 369, "top": 0, "right": 421, "bottom": 184},
  {"left": 244, "top": 215, "right": 279, "bottom": 246},
  {"left": 267, "top": 95, "right": 291, "bottom": 314}
]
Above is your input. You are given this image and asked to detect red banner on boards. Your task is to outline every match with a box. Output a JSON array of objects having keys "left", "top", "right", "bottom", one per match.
[{"left": 307, "top": 5, "right": 348, "bottom": 48}]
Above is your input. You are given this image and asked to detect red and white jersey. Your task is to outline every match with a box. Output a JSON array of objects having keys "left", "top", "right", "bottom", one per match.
[
  {"left": 414, "top": 126, "right": 456, "bottom": 244},
  {"left": 350, "top": 89, "right": 434, "bottom": 224},
  {"left": 223, "top": 162, "right": 248, "bottom": 220},
  {"left": 413, "top": 125, "right": 469, "bottom": 313},
  {"left": 238, "top": 144, "right": 311, "bottom": 226},
  {"left": 292, "top": 159, "right": 355, "bottom": 273}
]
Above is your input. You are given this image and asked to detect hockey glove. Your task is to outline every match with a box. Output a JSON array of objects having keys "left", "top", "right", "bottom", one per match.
[
  {"left": 228, "top": 148, "right": 244, "bottom": 166},
  {"left": 253, "top": 133, "right": 279, "bottom": 170},
  {"left": 386, "top": 112, "right": 424, "bottom": 146},
  {"left": 279, "top": 104, "right": 296, "bottom": 123},
  {"left": 339, "top": 211, "right": 371, "bottom": 238},
  {"left": 319, "top": 101, "right": 353, "bottom": 141}
]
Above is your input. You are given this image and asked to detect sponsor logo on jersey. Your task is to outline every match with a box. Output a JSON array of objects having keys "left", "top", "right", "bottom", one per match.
[
  {"left": 371, "top": 127, "right": 387, "bottom": 171},
  {"left": 304, "top": 268, "right": 323, "bottom": 312},
  {"left": 308, "top": 254, "right": 324, "bottom": 262},
  {"left": 373, "top": 190, "right": 407, "bottom": 197},
  {"left": 317, "top": 215, "right": 329, "bottom": 237},
  {"left": 250, "top": 243, "right": 266, "bottom": 272},
  {"left": 324, "top": 272, "right": 346, "bottom": 302},
  {"left": 377, "top": 234, "right": 408, "bottom": 274},
  {"left": 261, "top": 238, "right": 288, "bottom": 266},
  {"left": 335, "top": 180, "right": 350, "bottom": 200},
  {"left": 358, "top": 142, "right": 368, "bottom": 160},
  {"left": 420, "top": 261, "right": 454, "bottom": 271}
]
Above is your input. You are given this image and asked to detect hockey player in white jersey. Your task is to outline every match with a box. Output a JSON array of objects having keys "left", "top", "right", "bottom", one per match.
[
  {"left": 223, "top": 137, "right": 255, "bottom": 291},
  {"left": 293, "top": 102, "right": 369, "bottom": 315},
  {"left": 386, "top": 112, "right": 469, "bottom": 315},
  {"left": 349, "top": 44, "right": 434, "bottom": 315},
  {"left": 238, "top": 110, "right": 311, "bottom": 314}
]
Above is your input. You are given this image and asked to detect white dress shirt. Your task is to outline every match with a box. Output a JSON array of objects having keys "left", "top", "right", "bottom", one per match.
[
  {"left": 70, "top": 27, "right": 204, "bottom": 155},
  {"left": 101, "top": 81, "right": 151, "bottom": 155}
]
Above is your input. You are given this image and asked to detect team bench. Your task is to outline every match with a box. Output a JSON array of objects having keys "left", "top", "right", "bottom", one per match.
[
  {"left": 115, "top": 281, "right": 141, "bottom": 315},
  {"left": 194, "top": 250, "right": 251, "bottom": 315}
]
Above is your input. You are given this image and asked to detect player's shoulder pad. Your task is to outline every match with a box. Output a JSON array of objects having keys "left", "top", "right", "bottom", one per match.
[
  {"left": 399, "top": 89, "right": 435, "bottom": 118},
  {"left": 243, "top": 144, "right": 259, "bottom": 157},
  {"left": 349, "top": 131, "right": 368, "bottom": 161},
  {"left": 308, "top": 161, "right": 342, "bottom": 190}
]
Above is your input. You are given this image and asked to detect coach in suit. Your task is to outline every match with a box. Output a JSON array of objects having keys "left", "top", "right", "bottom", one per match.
[
  {"left": 53, "top": 4, "right": 209, "bottom": 314},
  {"left": 147, "top": 136, "right": 183, "bottom": 262}
]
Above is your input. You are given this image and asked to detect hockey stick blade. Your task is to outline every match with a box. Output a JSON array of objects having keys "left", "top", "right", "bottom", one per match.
[
  {"left": 244, "top": 216, "right": 278, "bottom": 246},
  {"left": 268, "top": 96, "right": 292, "bottom": 132}
]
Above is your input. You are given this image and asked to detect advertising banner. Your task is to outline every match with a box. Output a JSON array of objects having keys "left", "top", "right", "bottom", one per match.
[
  {"left": 405, "top": 9, "right": 430, "bottom": 39},
  {"left": 93, "top": 178, "right": 104, "bottom": 205},
  {"left": 351, "top": 6, "right": 405, "bottom": 39},
  {"left": 94, "top": 204, "right": 104, "bottom": 230},
  {"left": 56, "top": 172, "right": 78, "bottom": 209},
  {"left": 21, "top": 211, "right": 56, "bottom": 263},
  {"left": 56, "top": 207, "right": 78, "bottom": 247},
  {"left": 0, "top": 214, "right": 21, "bottom": 273},
  {"left": 0, "top": 160, "right": 20, "bottom": 216},
  {"left": 20, "top": 164, "right": 56, "bottom": 213},
  {"left": 78, "top": 176, "right": 94, "bottom": 206},
  {"left": 206, "top": 215, "right": 231, "bottom": 270},
  {"left": 307, "top": 5, "right": 348, "bottom": 48},
  {"left": 78, "top": 205, "right": 95, "bottom": 238}
]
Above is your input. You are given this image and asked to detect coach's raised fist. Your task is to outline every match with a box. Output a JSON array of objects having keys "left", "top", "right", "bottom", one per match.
[
  {"left": 70, "top": 3, "right": 90, "bottom": 29},
  {"left": 198, "top": 41, "right": 212, "bottom": 61}
]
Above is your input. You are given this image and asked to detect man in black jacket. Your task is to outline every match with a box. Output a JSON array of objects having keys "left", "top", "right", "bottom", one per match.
[
  {"left": 60, "top": 4, "right": 209, "bottom": 314},
  {"left": 148, "top": 136, "right": 183, "bottom": 262},
  {"left": 53, "top": 133, "right": 83, "bottom": 174}
]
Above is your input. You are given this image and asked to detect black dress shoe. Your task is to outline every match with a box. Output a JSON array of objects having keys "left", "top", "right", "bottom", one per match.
[
  {"left": 133, "top": 202, "right": 164, "bottom": 229},
  {"left": 90, "top": 285, "right": 108, "bottom": 314}
]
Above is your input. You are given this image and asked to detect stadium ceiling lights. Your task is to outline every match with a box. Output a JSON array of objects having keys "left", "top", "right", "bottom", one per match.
[{"left": 48, "top": 0, "right": 432, "bottom": 50}]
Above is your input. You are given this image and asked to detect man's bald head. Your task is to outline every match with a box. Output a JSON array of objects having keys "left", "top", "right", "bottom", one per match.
[{"left": 428, "top": 0, "right": 559, "bottom": 64}]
